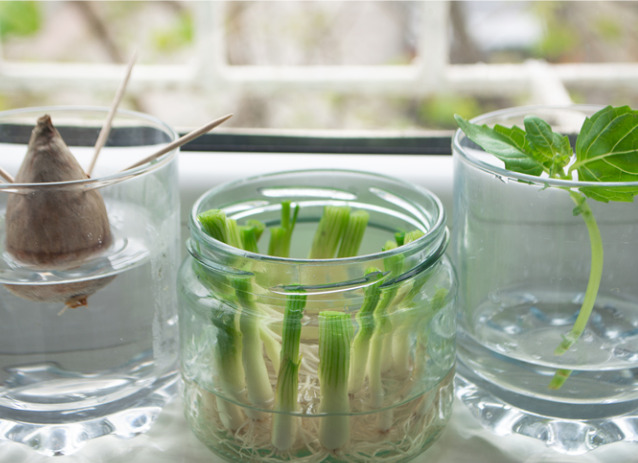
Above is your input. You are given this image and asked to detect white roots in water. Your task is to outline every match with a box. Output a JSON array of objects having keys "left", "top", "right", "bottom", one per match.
[{"left": 183, "top": 343, "right": 454, "bottom": 463}]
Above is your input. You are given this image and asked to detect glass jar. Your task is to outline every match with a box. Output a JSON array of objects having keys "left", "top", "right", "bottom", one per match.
[
  {"left": 453, "top": 105, "right": 638, "bottom": 453},
  {"left": 178, "top": 169, "right": 456, "bottom": 462},
  {"left": 0, "top": 107, "right": 180, "bottom": 456}
]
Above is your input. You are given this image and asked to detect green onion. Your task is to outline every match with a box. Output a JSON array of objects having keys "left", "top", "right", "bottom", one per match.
[
  {"left": 233, "top": 275, "right": 274, "bottom": 411},
  {"left": 260, "top": 324, "right": 281, "bottom": 374},
  {"left": 268, "top": 201, "right": 299, "bottom": 257},
  {"left": 241, "top": 220, "right": 265, "bottom": 253},
  {"left": 348, "top": 267, "right": 382, "bottom": 393},
  {"left": 224, "top": 216, "right": 243, "bottom": 249},
  {"left": 198, "top": 209, "right": 274, "bottom": 416},
  {"left": 309, "top": 206, "right": 350, "bottom": 259},
  {"left": 207, "top": 273, "right": 246, "bottom": 430},
  {"left": 403, "top": 229, "right": 424, "bottom": 245},
  {"left": 337, "top": 210, "right": 369, "bottom": 258},
  {"left": 197, "top": 208, "right": 244, "bottom": 249},
  {"left": 395, "top": 231, "right": 405, "bottom": 246},
  {"left": 268, "top": 227, "right": 288, "bottom": 257},
  {"left": 390, "top": 229, "right": 426, "bottom": 374},
  {"left": 198, "top": 209, "right": 228, "bottom": 242},
  {"left": 318, "top": 311, "right": 353, "bottom": 450},
  {"left": 271, "top": 291, "right": 307, "bottom": 451},
  {"left": 367, "top": 241, "right": 405, "bottom": 430}
]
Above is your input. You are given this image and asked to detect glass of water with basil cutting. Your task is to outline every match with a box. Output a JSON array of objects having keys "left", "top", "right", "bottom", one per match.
[{"left": 453, "top": 104, "right": 638, "bottom": 454}]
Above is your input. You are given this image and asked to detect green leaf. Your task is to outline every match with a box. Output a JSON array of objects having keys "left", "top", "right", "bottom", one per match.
[
  {"left": 454, "top": 114, "right": 544, "bottom": 176},
  {"left": 523, "top": 116, "right": 572, "bottom": 175},
  {"left": 573, "top": 105, "right": 638, "bottom": 201},
  {"left": 575, "top": 105, "right": 632, "bottom": 160},
  {"left": 578, "top": 185, "right": 638, "bottom": 203}
]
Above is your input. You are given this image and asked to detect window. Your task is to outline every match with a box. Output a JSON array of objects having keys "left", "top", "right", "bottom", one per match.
[{"left": 0, "top": 1, "right": 637, "bottom": 132}]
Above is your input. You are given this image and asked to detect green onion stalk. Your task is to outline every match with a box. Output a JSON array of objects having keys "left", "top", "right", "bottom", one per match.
[
  {"left": 366, "top": 240, "right": 405, "bottom": 431},
  {"left": 241, "top": 219, "right": 265, "bottom": 253},
  {"left": 198, "top": 209, "right": 276, "bottom": 420},
  {"left": 387, "top": 230, "right": 429, "bottom": 376},
  {"left": 318, "top": 311, "right": 354, "bottom": 450},
  {"left": 348, "top": 267, "right": 383, "bottom": 394},
  {"left": 233, "top": 276, "right": 274, "bottom": 414},
  {"left": 195, "top": 209, "right": 243, "bottom": 300},
  {"left": 376, "top": 230, "right": 425, "bottom": 373},
  {"left": 196, "top": 210, "right": 247, "bottom": 430},
  {"left": 268, "top": 201, "right": 299, "bottom": 257},
  {"left": 306, "top": 208, "right": 372, "bottom": 396},
  {"left": 308, "top": 206, "right": 370, "bottom": 450},
  {"left": 268, "top": 202, "right": 306, "bottom": 451},
  {"left": 309, "top": 205, "right": 351, "bottom": 259},
  {"left": 307, "top": 206, "right": 375, "bottom": 397},
  {"left": 271, "top": 291, "right": 307, "bottom": 451},
  {"left": 260, "top": 323, "right": 281, "bottom": 375},
  {"left": 198, "top": 269, "right": 246, "bottom": 431},
  {"left": 337, "top": 209, "right": 369, "bottom": 258}
]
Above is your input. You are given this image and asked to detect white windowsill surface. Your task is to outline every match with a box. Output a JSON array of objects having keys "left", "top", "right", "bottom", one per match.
[{"left": 2, "top": 392, "right": 635, "bottom": 463}]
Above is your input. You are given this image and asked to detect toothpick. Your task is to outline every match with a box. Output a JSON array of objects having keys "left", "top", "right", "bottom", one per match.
[
  {"left": 0, "top": 166, "right": 14, "bottom": 183},
  {"left": 87, "top": 52, "right": 138, "bottom": 177},
  {"left": 121, "top": 113, "right": 233, "bottom": 172}
]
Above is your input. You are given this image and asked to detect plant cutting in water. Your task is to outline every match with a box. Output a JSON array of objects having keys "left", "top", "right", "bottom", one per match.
[
  {"left": 0, "top": 54, "right": 139, "bottom": 308},
  {"left": 455, "top": 105, "right": 638, "bottom": 389},
  {"left": 3, "top": 115, "right": 115, "bottom": 308},
  {"left": 0, "top": 55, "right": 231, "bottom": 310},
  {"left": 191, "top": 201, "right": 450, "bottom": 461}
]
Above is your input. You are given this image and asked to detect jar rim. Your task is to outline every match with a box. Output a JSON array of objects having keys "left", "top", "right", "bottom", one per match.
[
  {"left": 189, "top": 168, "right": 448, "bottom": 265},
  {"left": 0, "top": 105, "right": 178, "bottom": 191},
  {"left": 453, "top": 103, "right": 638, "bottom": 188}
]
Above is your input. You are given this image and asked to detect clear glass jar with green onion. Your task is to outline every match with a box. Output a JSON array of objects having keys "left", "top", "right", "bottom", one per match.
[{"left": 177, "top": 169, "right": 456, "bottom": 462}]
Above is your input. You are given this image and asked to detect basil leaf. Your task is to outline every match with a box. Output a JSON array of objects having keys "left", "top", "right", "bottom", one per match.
[
  {"left": 454, "top": 115, "right": 543, "bottom": 176},
  {"left": 574, "top": 105, "right": 638, "bottom": 201},
  {"left": 579, "top": 185, "right": 638, "bottom": 203},
  {"left": 523, "top": 116, "right": 572, "bottom": 176},
  {"left": 575, "top": 105, "right": 632, "bottom": 159}
]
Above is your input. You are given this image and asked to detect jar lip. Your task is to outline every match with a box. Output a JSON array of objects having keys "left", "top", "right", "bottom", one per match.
[
  {"left": 189, "top": 168, "right": 447, "bottom": 264},
  {"left": 453, "top": 103, "right": 638, "bottom": 188},
  {"left": 0, "top": 105, "right": 178, "bottom": 191}
]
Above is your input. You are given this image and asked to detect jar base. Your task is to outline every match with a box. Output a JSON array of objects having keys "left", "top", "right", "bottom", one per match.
[
  {"left": 455, "top": 363, "right": 638, "bottom": 455},
  {"left": 0, "top": 369, "right": 179, "bottom": 456},
  {"left": 183, "top": 369, "right": 454, "bottom": 463}
]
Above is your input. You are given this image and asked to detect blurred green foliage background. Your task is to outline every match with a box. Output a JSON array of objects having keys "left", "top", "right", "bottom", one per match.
[{"left": 0, "top": 1, "right": 635, "bottom": 131}]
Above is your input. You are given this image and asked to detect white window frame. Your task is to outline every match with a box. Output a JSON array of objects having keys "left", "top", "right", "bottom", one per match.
[{"left": 0, "top": 2, "right": 637, "bottom": 109}]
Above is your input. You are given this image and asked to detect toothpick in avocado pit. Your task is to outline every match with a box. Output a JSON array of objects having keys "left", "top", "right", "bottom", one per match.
[
  {"left": 0, "top": 166, "right": 14, "bottom": 183},
  {"left": 120, "top": 113, "right": 234, "bottom": 172},
  {"left": 87, "top": 52, "right": 138, "bottom": 177}
]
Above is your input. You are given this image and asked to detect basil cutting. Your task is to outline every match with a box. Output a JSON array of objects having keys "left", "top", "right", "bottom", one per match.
[{"left": 455, "top": 105, "right": 638, "bottom": 389}]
